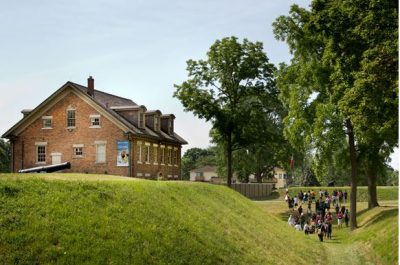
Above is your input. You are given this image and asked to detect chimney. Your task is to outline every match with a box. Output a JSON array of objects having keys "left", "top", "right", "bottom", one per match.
[{"left": 87, "top": 76, "right": 94, "bottom": 96}]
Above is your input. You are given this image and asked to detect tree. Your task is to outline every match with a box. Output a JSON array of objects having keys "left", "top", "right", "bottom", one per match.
[
  {"left": 273, "top": 0, "right": 398, "bottom": 229},
  {"left": 0, "top": 139, "right": 10, "bottom": 173},
  {"left": 181, "top": 147, "right": 216, "bottom": 180},
  {"left": 174, "top": 37, "right": 276, "bottom": 186}
]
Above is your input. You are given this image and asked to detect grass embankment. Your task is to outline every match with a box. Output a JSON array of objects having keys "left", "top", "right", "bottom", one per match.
[
  {"left": 0, "top": 174, "right": 397, "bottom": 264},
  {"left": 0, "top": 174, "right": 324, "bottom": 265},
  {"left": 275, "top": 186, "right": 398, "bottom": 201}
]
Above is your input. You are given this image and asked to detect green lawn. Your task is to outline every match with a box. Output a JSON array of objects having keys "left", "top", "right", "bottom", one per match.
[{"left": 0, "top": 173, "right": 397, "bottom": 265}]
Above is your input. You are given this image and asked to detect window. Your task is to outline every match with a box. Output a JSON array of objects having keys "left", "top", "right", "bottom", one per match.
[
  {"left": 196, "top": 172, "right": 203, "bottom": 177},
  {"left": 95, "top": 142, "right": 106, "bottom": 163},
  {"left": 74, "top": 147, "right": 83, "bottom": 156},
  {"left": 154, "top": 117, "right": 160, "bottom": 131},
  {"left": 42, "top": 116, "right": 52, "bottom": 129},
  {"left": 279, "top": 173, "right": 282, "bottom": 179},
  {"left": 168, "top": 120, "right": 173, "bottom": 134},
  {"left": 73, "top": 144, "right": 84, "bottom": 158},
  {"left": 153, "top": 146, "right": 158, "bottom": 164},
  {"left": 173, "top": 149, "right": 178, "bottom": 166},
  {"left": 90, "top": 115, "right": 101, "bottom": 128},
  {"left": 168, "top": 148, "right": 172, "bottom": 165},
  {"left": 145, "top": 144, "right": 150, "bottom": 163},
  {"left": 35, "top": 142, "right": 47, "bottom": 164},
  {"left": 67, "top": 109, "right": 76, "bottom": 127},
  {"left": 139, "top": 112, "right": 145, "bottom": 128},
  {"left": 160, "top": 146, "right": 165, "bottom": 164},
  {"left": 37, "top": 145, "right": 46, "bottom": 163},
  {"left": 137, "top": 142, "right": 142, "bottom": 163}
]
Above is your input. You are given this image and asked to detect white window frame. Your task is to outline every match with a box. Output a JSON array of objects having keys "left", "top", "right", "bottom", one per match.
[
  {"left": 95, "top": 141, "right": 106, "bottom": 163},
  {"left": 89, "top": 114, "right": 101, "bottom": 128},
  {"left": 42, "top": 116, "right": 53, "bottom": 129},
  {"left": 73, "top": 144, "right": 84, "bottom": 158},
  {"left": 160, "top": 145, "right": 165, "bottom": 165},
  {"left": 167, "top": 146, "right": 172, "bottom": 165},
  {"left": 145, "top": 142, "right": 150, "bottom": 164},
  {"left": 137, "top": 141, "right": 142, "bottom": 163},
  {"left": 35, "top": 142, "right": 47, "bottom": 164},
  {"left": 173, "top": 148, "right": 178, "bottom": 166},
  {"left": 67, "top": 107, "right": 76, "bottom": 128},
  {"left": 153, "top": 144, "right": 158, "bottom": 165}
]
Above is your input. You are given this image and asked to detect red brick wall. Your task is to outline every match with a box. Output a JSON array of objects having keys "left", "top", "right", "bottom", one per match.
[
  {"left": 12, "top": 90, "right": 182, "bottom": 179},
  {"left": 132, "top": 139, "right": 181, "bottom": 179}
]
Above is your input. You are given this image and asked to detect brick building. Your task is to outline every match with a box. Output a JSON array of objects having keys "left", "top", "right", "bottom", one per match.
[{"left": 2, "top": 77, "right": 187, "bottom": 179}]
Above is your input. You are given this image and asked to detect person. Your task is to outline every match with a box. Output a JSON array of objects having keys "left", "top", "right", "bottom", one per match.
[
  {"left": 288, "top": 196, "right": 295, "bottom": 210},
  {"left": 285, "top": 193, "right": 289, "bottom": 202},
  {"left": 311, "top": 189, "right": 316, "bottom": 202},
  {"left": 335, "top": 202, "right": 340, "bottom": 215},
  {"left": 340, "top": 205, "right": 346, "bottom": 215},
  {"left": 337, "top": 211, "right": 343, "bottom": 228},
  {"left": 304, "top": 192, "right": 308, "bottom": 203},
  {"left": 304, "top": 222, "right": 310, "bottom": 235},
  {"left": 288, "top": 215, "right": 295, "bottom": 226},
  {"left": 344, "top": 190, "right": 348, "bottom": 203},
  {"left": 325, "top": 211, "right": 333, "bottom": 224},
  {"left": 344, "top": 209, "right": 350, "bottom": 227},
  {"left": 325, "top": 196, "right": 331, "bottom": 211},
  {"left": 295, "top": 222, "right": 302, "bottom": 231},
  {"left": 319, "top": 201, "right": 326, "bottom": 219},
  {"left": 290, "top": 197, "right": 295, "bottom": 210},
  {"left": 300, "top": 212, "right": 306, "bottom": 230},
  {"left": 326, "top": 222, "right": 332, "bottom": 240},
  {"left": 307, "top": 204, "right": 312, "bottom": 219},
  {"left": 338, "top": 190, "right": 343, "bottom": 204},
  {"left": 294, "top": 196, "right": 298, "bottom": 207},
  {"left": 317, "top": 223, "right": 325, "bottom": 242},
  {"left": 304, "top": 220, "right": 315, "bottom": 235},
  {"left": 298, "top": 205, "right": 303, "bottom": 215}
]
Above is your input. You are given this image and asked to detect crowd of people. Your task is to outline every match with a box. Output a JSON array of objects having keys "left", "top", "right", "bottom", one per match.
[{"left": 285, "top": 189, "right": 350, "bottom": 242}]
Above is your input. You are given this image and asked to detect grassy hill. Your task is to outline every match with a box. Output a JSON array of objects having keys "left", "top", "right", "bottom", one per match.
[{"left": 0, "top": 174, "right": 397, "bottom": 264}]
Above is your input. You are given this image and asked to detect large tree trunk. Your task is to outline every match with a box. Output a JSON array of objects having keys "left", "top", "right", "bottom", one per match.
[
  {"left": 227, "top": 132, "right": 233, "bottom": 187},
  {"left": 367, "top": 165, "right": 379, "bottom": 209},
  {"left": 346, "top": 119, "right": 358, "bottom": 230},
  {"left": 256, "top": 171, "right": 262, "bottom": 183}
]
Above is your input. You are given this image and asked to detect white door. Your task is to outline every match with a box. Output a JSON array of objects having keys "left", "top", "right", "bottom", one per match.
[{"left": 51, "top": 152, "right": 62, "bottom": 165}]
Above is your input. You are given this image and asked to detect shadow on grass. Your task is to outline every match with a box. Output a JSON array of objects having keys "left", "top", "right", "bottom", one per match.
[
  {"left": 251, "top": 191, "right": 281, "bottom": 201},
  {"left": 359, "top": 208, "right": 398, "bottom": 229}
]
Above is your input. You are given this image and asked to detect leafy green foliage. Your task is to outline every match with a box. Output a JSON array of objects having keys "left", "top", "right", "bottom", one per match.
[
  {"left": 181, "top": 147, "right": 217, "bottom": 180},
  {"left": 273, "top": 0, "right": 398, "bottom": 223},
  {"left": 174, "top": 37, "right": 277, "bottom": 186},
  {"left": 0, "top": 139, "right": 10, "bottom": 173}
]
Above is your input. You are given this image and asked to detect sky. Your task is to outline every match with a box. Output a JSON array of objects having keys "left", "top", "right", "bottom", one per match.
[{"left": 0, "top": 0, "right": 398, "bottom": 170}]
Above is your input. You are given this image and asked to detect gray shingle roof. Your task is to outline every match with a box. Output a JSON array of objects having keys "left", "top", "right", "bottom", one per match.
[{"left": 69, "top": 82, "right": 187, "bottom": 145}]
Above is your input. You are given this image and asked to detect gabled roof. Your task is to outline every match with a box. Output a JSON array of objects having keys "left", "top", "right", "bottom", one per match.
[
  {"left": 190, "top": 166, "right": 217, "bottom": 173},
  {"left": 2, "top": 80, "right": 187, "bottom": 145},
  {"left": 71, "top": 82, "right": 137, "bottom": 107}
]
